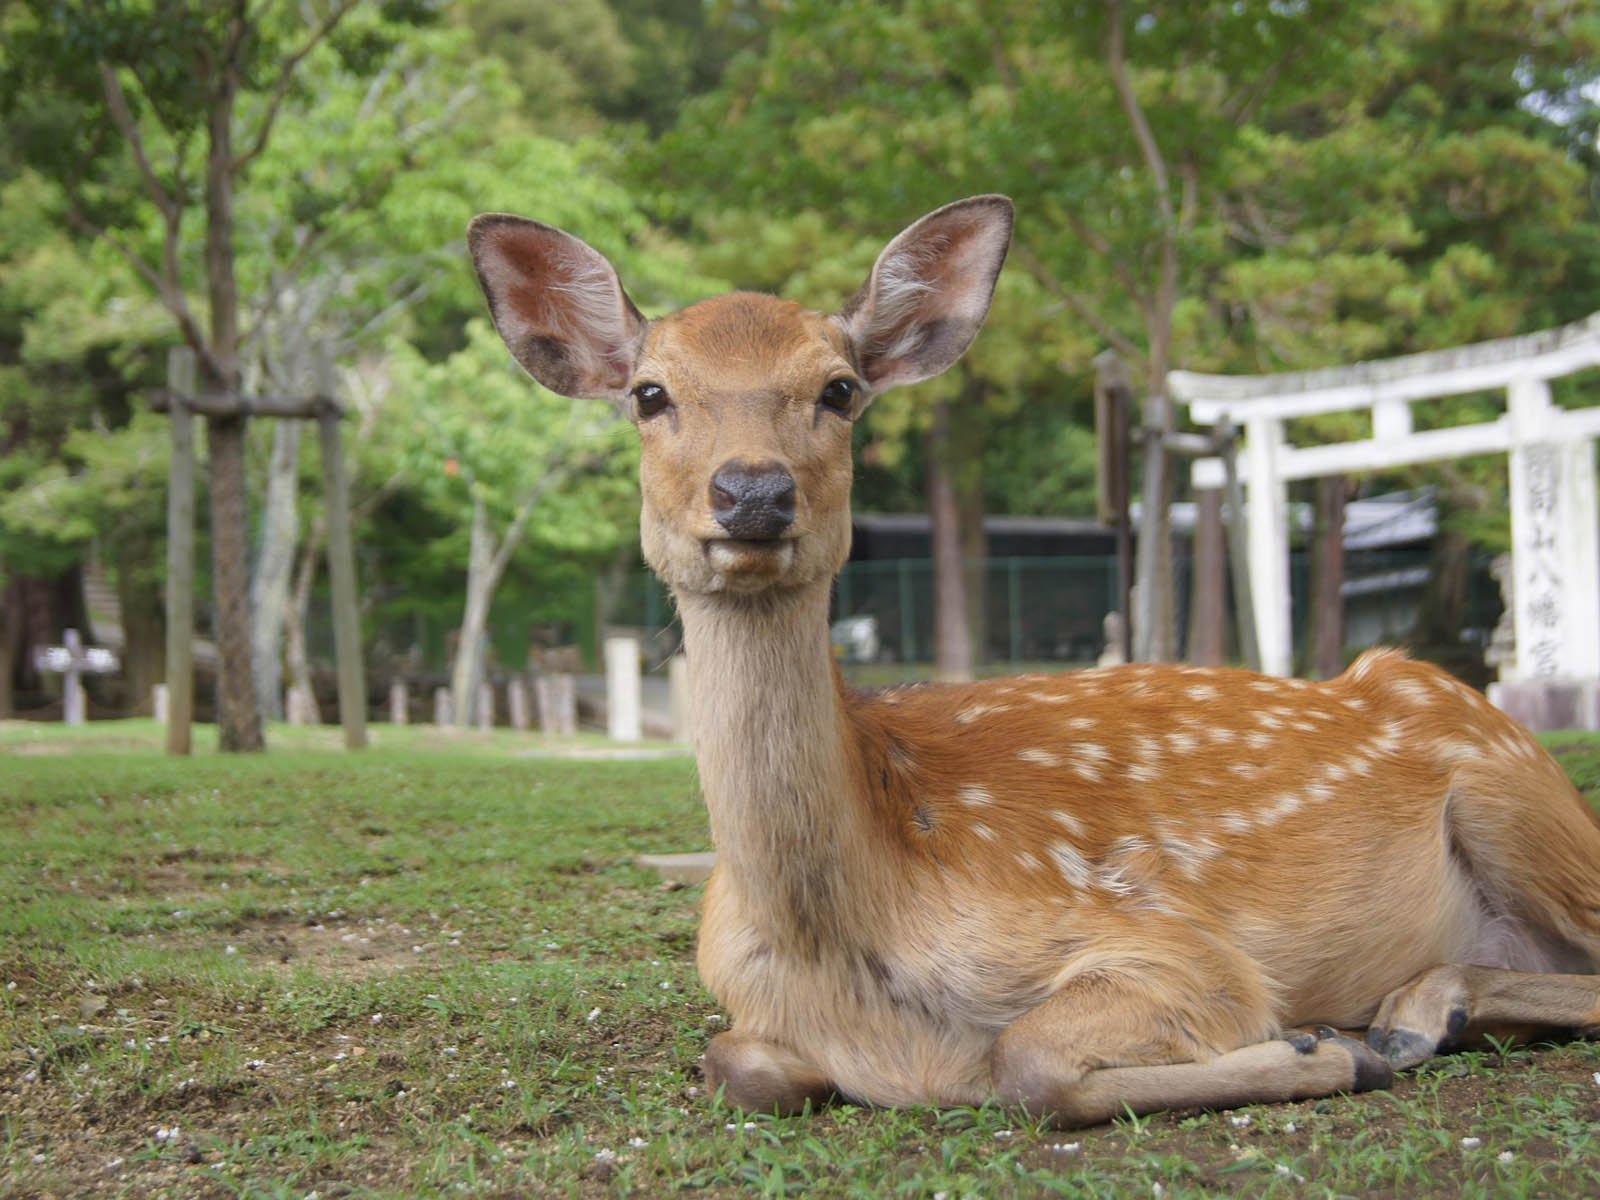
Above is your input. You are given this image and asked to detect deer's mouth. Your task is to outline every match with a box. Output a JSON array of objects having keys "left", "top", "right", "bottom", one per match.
[{"left": 704, "top": 536, "right": 796, "bottom": 577}]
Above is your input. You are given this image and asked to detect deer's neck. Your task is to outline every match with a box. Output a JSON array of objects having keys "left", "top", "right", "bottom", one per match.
[{"left": 676, "top": 583, "right": 880, "bottom": 947}]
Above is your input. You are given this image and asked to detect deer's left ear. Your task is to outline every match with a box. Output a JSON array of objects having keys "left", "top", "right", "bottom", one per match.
[{"left": 836, "top": 195, "right": 1013, "bottom": 394}]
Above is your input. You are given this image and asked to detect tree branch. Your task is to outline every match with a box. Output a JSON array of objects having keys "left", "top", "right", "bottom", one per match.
[
  {"left": 232, "top": 0, "right": 362, "bottom": 172},
  {"left": 1105, "top": 0, "right": 1173, "bottom": 227},
  {"left": 1011, "top": 241, "right": 1144, "bottom": 364},
  {"left": 97, "top": 62, "right": 179, "bottom": 220}
]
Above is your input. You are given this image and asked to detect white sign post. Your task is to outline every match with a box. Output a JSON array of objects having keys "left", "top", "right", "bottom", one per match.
[
  {"left": 1173, "top": 312, "right": 1600, "bottom": 727},
  {"left": 33, "top": 628, "right": 119, "bottom": 726}
]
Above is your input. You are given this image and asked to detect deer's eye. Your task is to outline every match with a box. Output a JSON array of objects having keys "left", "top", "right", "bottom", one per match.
[
  {"left": 819, "top": 378, "right": 858, "bottom": 416},
  {"left": 631, "top": 382, "right": 670, "bottom": 419}
]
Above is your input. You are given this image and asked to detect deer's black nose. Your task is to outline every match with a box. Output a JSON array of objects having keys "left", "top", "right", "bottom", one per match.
[{"left": 710, "top": 461, "right": 796, "bottom": 540}]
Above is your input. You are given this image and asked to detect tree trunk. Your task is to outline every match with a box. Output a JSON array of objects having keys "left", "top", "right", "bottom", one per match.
[
  {"left": 0, "top": 575, "right": 17, "bottom": 718},
  {"left": 1306, "top": 475, "right": 1347, "bottom": 679},
  {"left": 284, "top": 518, "right": 322, "bottom": 724},
  {"left": 202, "top": 5, "right": 263, "bottom": 751},
  {"left": 956, "top": 427, "right": 988, "bottom": 670},
  {"left": 926, "top": 394, "right": 973, "bottom": 681},
  {"left": 450, "top": 495, "right": 498, "bottom": 727},
  {"left": 1412, "top": 487, "right": 1478, "bottom": 660},
  {"left": 1133, "top": 381, "right": 1176, "bottom": 662},
  {"left": 116, "top": 558, "right": 165, "bottom": 712},
  {"left": 251, "top": 419, "right": 304, "bottom": 720},
  {"left": 1186, "top": 487, "right": 1227, "bottom": 666}
]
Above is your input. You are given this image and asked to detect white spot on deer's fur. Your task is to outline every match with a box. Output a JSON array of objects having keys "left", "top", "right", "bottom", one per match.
[
  {"left": 1290, "top": 719, "right": 1319, "bottom": 733},
  {"left": 1049, "top": 841, "right": 1093, "bottom": 889},
  {"left": 1158, "top": 829, "right": 1222, "bottom": 879},
  {"left": 1372, "top": 721, "right": 1404, "bottom": 753},
  {"left": 1218, "top": 811, "right": 1253, "bottom": 834},
  {"left": 1070, "top": 744, "right": 1109, "bottom": 781},
  {"left": 1249, "top": 680, "right": 1281, "bottom": 693},
  {"left": 1133, "top": 734, "right": 1161, "bottom": 762},
  {"left": 1052, "top": 810, "right": 1087, "bottom": 838},
  {"left": 1390, "top": 679, "right": 1435, "bottom": 706},
  {"left": 1245, "top": 731, "right": 1274, "bottom": 751},
  {"left": 1066, "top": 716, "right": 1098, "bottom": 732},
  {"left": 957, "top": 702, "right": 1011, "bottom": 724},
  {"left": 1024, "top": 690, "right": 1074, "bottom": 705},
  {"left": 1303, "top": 783, "right": 1333, "bottom": 804},
  {"left": 1164, "top": 731, "right": 1200, "bottom": 755},
  {"left": 1016, "top": 851, "right": 1044, "bottom": 872},
  {"left": 1320, "top": 761, "right": 1350, "bottom": 783},
  {"left": 1095, "top": 836, "right": 1151, "bottom": 897},
  {"left": 958, "top": 785, "right": 994, "bottom": 807},
  {"left": 1254, "top": 712, "right": 1283, "bottom": 730},
  {"left": 1186, "top": 683, "right": 1220, "bottom": 702},
  {"left": 1343, "top": 696, "right": 1368, "bottom": 711},
  {"left": 1128, "top": 762, "right": 1161, "bottom": 783},
  {"left": 1435, "top": 739, "right": 1486, "bottom": 765},
  {"left": 1018, "top": 748, "right": 1063, "bottom": 767},
  {"left": 1209, "top": 726, "right": 1239, "bottom": 745},
  {"left": 1258, "top": 792, "right": 1302, "bottom": 825},
  {"left": 1228, "top": 762, "right": 1261, "bottom": 777},
  {"left": 970, "top": 822, "right": 997, "bottom": 842}
]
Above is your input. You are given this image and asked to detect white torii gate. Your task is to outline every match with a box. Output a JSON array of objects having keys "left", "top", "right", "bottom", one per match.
[{"left": 1171, "top": 312, "right": 1600, "bottom": 700}]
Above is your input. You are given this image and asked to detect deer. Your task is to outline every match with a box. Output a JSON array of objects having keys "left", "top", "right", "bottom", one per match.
[{"left": 468, "top": 195, "right": 1600, "bottom": 1126}]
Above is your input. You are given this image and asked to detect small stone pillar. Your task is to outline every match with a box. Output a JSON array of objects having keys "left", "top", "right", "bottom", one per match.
[
  {"left": 605, "top": 635, "right": 642, "bottom": 742},
  {"left": 389, "top": 680, "right": 409, "bottom": 725}
]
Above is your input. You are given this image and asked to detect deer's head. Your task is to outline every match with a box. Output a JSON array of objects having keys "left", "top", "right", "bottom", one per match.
[{"left": 469, "top": 197, "right": 1013, "bottom": 599}]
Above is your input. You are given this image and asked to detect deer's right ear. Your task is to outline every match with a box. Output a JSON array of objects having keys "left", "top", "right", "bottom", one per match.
[{"left": 468, "top": 214, "right": 648, "bottom": 400}]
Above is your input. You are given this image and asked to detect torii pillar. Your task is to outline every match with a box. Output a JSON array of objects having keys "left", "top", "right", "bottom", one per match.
[{"left": 1172, "top": 311, "right": 1600, "bottom": 729}]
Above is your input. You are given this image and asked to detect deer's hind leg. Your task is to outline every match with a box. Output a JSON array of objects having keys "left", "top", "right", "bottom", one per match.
[
  {"left": 990, "top": 933, "right": 1393, "bottom": 1128},
  {"left": 1366, "top": 964, "right": 1600, "bottom": 1068},
  {"left": 1363, "top": 746, "right": 1600, "bottom": 1067}
]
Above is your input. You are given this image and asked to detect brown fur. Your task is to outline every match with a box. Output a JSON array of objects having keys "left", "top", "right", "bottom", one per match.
[{"left": 469, "top": 196, "right": 1600, "bottom": 1125}]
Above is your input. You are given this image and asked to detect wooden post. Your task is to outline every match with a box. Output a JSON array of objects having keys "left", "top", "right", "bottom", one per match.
[
  {"left": 433, "top": 686, "right": 452, "bottom": 726},
  {"left": 165, "top": 347, "right": 196, "bottom": 756},
  {"left": 315, "top": 346, "right": 367, "bottom": 750}
]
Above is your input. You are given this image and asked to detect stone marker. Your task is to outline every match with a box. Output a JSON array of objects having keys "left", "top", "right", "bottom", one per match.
[{"left": 605, "top": 635, "right": 642, "bottom": 742}]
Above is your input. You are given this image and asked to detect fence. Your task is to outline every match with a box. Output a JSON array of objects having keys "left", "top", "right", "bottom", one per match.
[{"left": 611, "top": 548, "right": 1502, "bottom": 672}]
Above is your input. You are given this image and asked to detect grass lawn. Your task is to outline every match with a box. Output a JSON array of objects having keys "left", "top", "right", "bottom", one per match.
[{"left": 3, "top": 720, "right": 1600, "bottom": 1198}]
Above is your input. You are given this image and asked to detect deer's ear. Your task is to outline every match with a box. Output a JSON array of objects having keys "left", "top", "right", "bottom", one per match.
[
  {"left": 468, "top": 214, "right": 648, "bottom": 400},
  {"left": 837, "top": 195, "right": 1013, "bottom": 394}
]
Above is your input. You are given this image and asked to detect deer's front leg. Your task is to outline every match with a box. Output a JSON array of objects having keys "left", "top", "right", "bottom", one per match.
[
  {"left": 703, "top": 1030, "right": 838, "bottom": 1116},
  {"left": 990, "top": 946, "right": 1392, "bottom": 1127}
]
